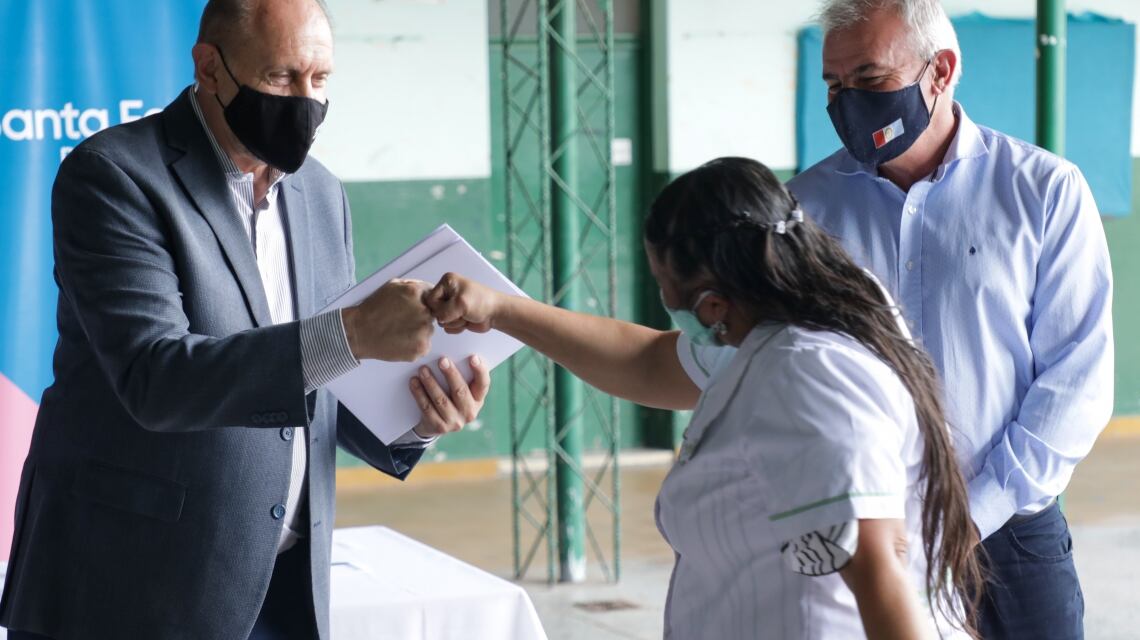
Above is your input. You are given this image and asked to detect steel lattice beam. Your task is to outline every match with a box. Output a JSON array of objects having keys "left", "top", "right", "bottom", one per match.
[{"left": 499, "top": 0, "right": 620, "bottom": 584}]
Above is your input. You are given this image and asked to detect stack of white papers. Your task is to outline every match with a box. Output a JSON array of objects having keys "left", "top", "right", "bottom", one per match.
[{"left": 320, "top": 225, "right": 528, "bottom": 444}]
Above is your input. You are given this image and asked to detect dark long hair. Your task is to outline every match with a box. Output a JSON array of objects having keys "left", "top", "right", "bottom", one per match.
[{"left": 645, "top": 157, "right": 981, "bottom": 635}]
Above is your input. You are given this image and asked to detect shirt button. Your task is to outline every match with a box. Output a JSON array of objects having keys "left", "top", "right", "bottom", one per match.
[
  {"left": 906, "top": 260, "right": 915, "bottom": 271},
  {"left": 907, "top": 205, "right": 917, "bottom": 215},
  {"left": 271, "top": 504, "right": 286, "bottom": 520},
  {"left": 281, "top": 427, "right": 294, "bottom": 441}
]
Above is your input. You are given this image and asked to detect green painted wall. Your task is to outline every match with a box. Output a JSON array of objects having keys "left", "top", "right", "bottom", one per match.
[{"left": 1103, "top": 160, "right": 1140, "bottom": 416}]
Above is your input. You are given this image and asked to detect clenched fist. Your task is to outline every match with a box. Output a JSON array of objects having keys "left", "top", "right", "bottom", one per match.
[
  {"left": 423, "top": 272, "right": 504, "bottom": 335},
  {"left": 342, "top": 278, "right": 434, "bottom": 362}
]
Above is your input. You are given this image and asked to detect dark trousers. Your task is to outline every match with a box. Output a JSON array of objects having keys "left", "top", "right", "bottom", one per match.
[
  {"left": 977, "top": 500, "right": 1084, "bottom": 639},
  {"left": 248, "top": 539, "right": 318, "bottom": 640},
  {"left": 7, "top": 541, "right": 317, "bottom": 640}
]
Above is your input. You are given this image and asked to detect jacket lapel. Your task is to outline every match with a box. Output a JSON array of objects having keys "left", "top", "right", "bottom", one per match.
[
  {"left": 281, "top": 175, "right": 314, "bottom": 319},
  {"left": 164, "top": 89, "right": 273, "bottom": 327}
]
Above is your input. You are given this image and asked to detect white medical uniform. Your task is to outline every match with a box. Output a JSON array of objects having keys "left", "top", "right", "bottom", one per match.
[{"left": 658, "top": 323, "right": 968, "bottom": 639}]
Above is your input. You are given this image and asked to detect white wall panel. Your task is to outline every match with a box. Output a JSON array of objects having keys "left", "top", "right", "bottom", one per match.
[{"left": 313, "top": 0, "right": 491, "bottom": 181}]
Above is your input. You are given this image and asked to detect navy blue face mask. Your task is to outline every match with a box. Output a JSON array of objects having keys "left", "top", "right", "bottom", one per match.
[{"left": 827, "top": 60, "right": 937, "bottom": 166}]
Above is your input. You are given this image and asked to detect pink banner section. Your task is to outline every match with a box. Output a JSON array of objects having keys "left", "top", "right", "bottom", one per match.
[{"left": 0, "top": 373, "right": 37, "bottom": 563}]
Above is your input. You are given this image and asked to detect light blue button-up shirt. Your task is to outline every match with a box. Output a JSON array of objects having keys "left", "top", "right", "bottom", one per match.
[{"left": 787, "top": 104, "right": 1114, "bottom": 539}]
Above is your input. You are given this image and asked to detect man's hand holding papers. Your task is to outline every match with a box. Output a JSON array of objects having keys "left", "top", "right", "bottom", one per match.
[
  {"left": 342, "top": 278, "right": 436, "bottom": 362},
  {"left": 319, "top": 224, "right": 527, "bottom": 445},
  {"left": 409, "top": 355, "right": 490, "bottom": 437}
]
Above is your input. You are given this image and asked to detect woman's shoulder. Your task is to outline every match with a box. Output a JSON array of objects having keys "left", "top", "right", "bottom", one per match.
[
  {"left": 739, "top": 326, "right": 918, "bottom": 498},
  {"left": 756, "top": 325, "right": 914, "bottom": 424},
  {"left": 772, "top": 325, "right": 894, "bottom": 375}
]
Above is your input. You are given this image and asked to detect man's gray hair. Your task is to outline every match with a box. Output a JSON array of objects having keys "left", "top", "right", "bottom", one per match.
[
  {"left": 819, "top": 0, "right": 962, "bottom": 84},
  {"left": 197, "top": 0, "right": 331, "bottom": 51}
]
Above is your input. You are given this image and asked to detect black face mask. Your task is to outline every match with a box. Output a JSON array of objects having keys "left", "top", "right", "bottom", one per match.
[
  {"left": 826, "top": 60, "right": 937, "bottom": 166},
  {"left": 213, "top": 48, "right": 329, "bottom": 173}
]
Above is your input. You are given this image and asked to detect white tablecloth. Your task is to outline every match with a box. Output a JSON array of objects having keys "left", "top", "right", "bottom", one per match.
[
  {"left": 331, "top": 526, "right": 547, "bottom": 640},
  {"left": 0, "top": 530, "right": 547, "bottom": 640}
]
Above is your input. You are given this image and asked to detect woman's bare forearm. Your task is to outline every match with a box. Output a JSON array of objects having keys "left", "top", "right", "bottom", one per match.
[
  {"left": 495, "top": 295, "right": 699, "bottom": 410},
  {"left": 841, "top": 519, "right": 932, "bottom": 639}
]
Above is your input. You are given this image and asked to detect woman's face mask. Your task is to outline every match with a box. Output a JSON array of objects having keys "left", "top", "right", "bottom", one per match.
[
  {"left": 826, "top": 59, "right": 937, "bottom": 166},
  {"left": 661, "top": 289, "right": 722, "bottom": 347}
]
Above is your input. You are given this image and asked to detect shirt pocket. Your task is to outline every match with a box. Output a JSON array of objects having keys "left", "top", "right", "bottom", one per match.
[{"left": 1006, "top": 505, "right": 1073, "bottom": 563}]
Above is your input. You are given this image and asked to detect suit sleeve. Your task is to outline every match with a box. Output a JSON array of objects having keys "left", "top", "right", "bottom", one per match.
[
  {"left": 336, "top": 403, "right": 425, "bottom": 480},
  {"left": 329, "top": 182, "right": 425, "bottom": 478},
  {"left": 51, "top": 147, "right": 310, "bottom": 433}
]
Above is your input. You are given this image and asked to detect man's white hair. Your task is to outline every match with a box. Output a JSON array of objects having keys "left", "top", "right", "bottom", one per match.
[{"left": 819, "top": 0, "right": 962, "bottom": 85}]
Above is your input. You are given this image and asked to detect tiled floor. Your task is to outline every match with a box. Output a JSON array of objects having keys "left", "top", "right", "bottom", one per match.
[{"left": 336, "top": 430, "right": 1140, "bottom": 639}]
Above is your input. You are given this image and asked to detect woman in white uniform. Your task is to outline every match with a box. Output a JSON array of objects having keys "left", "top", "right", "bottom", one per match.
[{"left": 420, "top": 157, "right": 982, "bottom": 638}]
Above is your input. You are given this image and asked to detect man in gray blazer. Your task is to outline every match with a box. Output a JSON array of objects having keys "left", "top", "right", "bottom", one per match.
[{"left": 0, "top": 1, "right": 490, "bottom": 638}]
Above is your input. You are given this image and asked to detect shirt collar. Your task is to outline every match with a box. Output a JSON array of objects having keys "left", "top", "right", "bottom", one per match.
[
  {"left": 740, "top": 321, "right": 786, "bottom": 354},
  {"left": 189, "top": 85, "right": 287, "bottom": 188},
  {"left": 677, "top": 322, "right": 787, "bottom": 464},
  {"left": 941, "top": 103, "right": 989, "bottom": 165},
  {"left": 835, "top": 101, "right": 989, "bottom": 178}
]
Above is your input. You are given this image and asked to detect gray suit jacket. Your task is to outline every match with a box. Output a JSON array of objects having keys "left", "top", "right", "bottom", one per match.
[{"left": 0, "top": 88, "right": 423, "bottom": 640}]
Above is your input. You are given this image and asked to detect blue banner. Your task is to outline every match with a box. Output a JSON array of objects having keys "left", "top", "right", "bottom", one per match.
[{"left": 0, "top": 0, "right": 207, "bottom": 560}]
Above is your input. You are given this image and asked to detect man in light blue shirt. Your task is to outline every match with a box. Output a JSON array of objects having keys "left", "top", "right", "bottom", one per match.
[{"left": 790, "top": 1, "right": 1114, "bottom": 637}]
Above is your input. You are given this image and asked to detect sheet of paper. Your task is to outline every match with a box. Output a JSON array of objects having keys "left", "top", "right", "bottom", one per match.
[
  {"left": 330, "top": 224, "right": 461, "bottom": 309},
  {"left": 320, "top": 225, "right": 527, "bottom": 444}
]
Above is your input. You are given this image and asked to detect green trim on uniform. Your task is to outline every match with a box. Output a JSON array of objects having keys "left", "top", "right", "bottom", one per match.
[
  {"left": 769, "top": 491, "right": 899, "bottom": 521},
  {"left": 689, "top": 341, "right": 711, "bottom": 378}
]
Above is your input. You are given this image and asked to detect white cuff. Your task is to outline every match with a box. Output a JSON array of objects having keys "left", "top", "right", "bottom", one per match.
[
  {"left": 300, "top": 309, "right": 360, "bottom": 394},
  {"left": 967, "top": 467, "right": 1021, "bottom": 540},
  {"left": 391, "top": 428, "right": 438, "bottom": 448}
]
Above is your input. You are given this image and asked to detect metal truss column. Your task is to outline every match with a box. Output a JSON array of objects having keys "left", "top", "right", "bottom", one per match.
[{"left": 499, "top": 0, "right": 621, "bottom": 584}]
